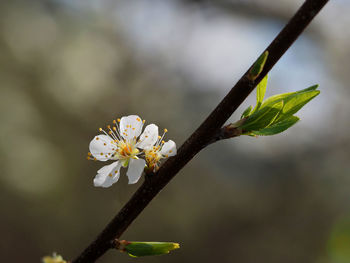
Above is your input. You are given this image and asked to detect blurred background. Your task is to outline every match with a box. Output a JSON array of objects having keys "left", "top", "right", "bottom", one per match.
[{"left": 1, "top": 0, "right": 349, "bottom": 262}]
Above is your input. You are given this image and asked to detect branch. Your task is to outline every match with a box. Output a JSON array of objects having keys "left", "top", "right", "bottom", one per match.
[{"left": 72, "top": 0, "right": 329, "bottom": 262}]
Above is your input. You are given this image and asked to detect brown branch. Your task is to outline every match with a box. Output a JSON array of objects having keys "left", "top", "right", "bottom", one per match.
[{"left": 72, "top": 0, "right": 329, "bottom": 262}]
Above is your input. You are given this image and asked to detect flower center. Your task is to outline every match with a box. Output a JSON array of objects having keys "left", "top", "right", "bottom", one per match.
[{"left": 116, "top": 140, "right": 139, "bottom": 160}]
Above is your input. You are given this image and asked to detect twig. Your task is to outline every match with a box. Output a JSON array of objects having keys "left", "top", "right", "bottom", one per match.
[{"left": 72, "top": 0, "right": 329, "bottom": 262}]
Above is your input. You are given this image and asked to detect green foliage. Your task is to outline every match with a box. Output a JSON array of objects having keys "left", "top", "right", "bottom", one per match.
[
  {"left": 239, "top": 76, "right": 319, "bottom": 136},
  {"left": 248, "top": 51, "right": 269, "bottom": 80},
  {"left": 250, "top": 75, "right": 268, "bottom": 115},
  {"left": 124, "top": 241, "right": 180, "bottom": 257},
  {"left": 250, "top": 116, "right": 299, "bottom": 136},
  {"left": 241, "top": 105, "right": 252, "bottom": 119}
]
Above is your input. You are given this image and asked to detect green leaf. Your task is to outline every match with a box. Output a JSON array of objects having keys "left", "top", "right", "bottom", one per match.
[
  {"left": 250, "top": 116, "right": 300, "bottom": 136},
  {"left": 241, "top": 100, "right": 284, "bottom": 131},
  {"left": 241, "top": 105, "right": 252, "bottom": 119},
  {"left": 260, "top": 84, "right": 319, "bottom": 110},
  {"left": 251, "top": 75, "right": 268, "bottom": 115},
  {"left": 275, "top": 90, "right": 320, "bottom": 122},
  {"left": 125, "top": 242, "right": 180, "bottom": 257},
  {"left": 248, "top": 51, "right": 269, "bottom": 80}
]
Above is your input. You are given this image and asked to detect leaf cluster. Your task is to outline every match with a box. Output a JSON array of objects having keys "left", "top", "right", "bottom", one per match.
[{"left": 239, "top": 75, "right": 320, "bottom": 136}]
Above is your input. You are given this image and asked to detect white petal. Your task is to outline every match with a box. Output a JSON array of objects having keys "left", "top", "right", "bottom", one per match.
[
  {"left": 93, "top": 161, "right": 122, "bottom": 188},
  {"left": 119, "top": 115, "right": 143, "bottom": 141},
  {"left": 160, "top": 140, "right": 177, "bottom": 157},
  {"left": 136, "top": 124, "right": 159, "bottom": 149},
  {"left": 89, "top": 135, "right": 116, "bottom": 161},
  {"left": 126, "top": 158, "right": 146, "bottom": 184}
]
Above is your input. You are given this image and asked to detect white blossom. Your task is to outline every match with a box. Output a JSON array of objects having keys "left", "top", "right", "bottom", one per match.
[
  {"left": 88, "top": 115, "right": 158, "bottom": 187},
  {"left": 143, "top": 128, "right": 177, "bottom": 171}
]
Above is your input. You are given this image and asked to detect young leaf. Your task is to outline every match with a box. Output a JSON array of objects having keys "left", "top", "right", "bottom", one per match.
[
  {"left": 260, "top": 84, "right": 319, "bottom": 110},
  {"left": 241, "top": 105, "right": 252, "bottom": 119},
  {"left": 248, "top": 51, "right": 269, "bottom": 80},
  {"left": 275, "top": 90, "right": 320, "bottom": 122},
  {"left": 250, "top": 75, "right": 268, "bottom": 115},
  {"left": 124, "top": 242, "right": 180, "bottom": 257},
  {"left": 250, "top": 116, "right": 300, "bottom": 136},
  {"left": 241, "top": 100, "right": 284, "bottom": 131}
]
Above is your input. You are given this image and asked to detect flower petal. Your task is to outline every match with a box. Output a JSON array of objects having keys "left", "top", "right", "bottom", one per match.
[
  {"left": 160, "top": 140, "right": 177, "bottom": 157},
  {"left": 93, "top": 161, "right": 122, "bottom": 188},
  {"left": 136, "top": 124, "right": 159, "bottom": 149},
  {"left": 126, "top": 158, "right": 146, "bottom": 184},
  {"left": 89, "top": 135, "right": 117, "bottom": 161},
  {"left": 120, "top": 115, "right": 143, "bottom": 141}
]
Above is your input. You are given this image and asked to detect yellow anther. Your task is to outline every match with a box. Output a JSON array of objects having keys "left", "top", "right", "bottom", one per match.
[
  {"left": 158, "top": 136, "right": 161, "bottom": 139},
  {"left": 94, "top": 157, "right": 97, "bottom": 161},
  {"left": 115, "top": 171, "right": 118, "bottom": 174},
  {"left": 117, "top": 118, "right": 121, "bottom": 122},
  {"left": 162, "top": 140, "right": 165, "bottom": 144},
  {"left": 142, "top": 120, "right": 145, "bottom": 123},
  {"left": 88, "top": 152, "right": 92, "bottom": 156},
  {"left": 87, "top": 156, "right": 90, "bottom": 160},
  {"left": 169, "top": 150, "right": 173, "bottom": 153},
  {"left": 99, "top": 128, "right": 103, "bottom": 132},
  {"left": 145, "top": 135, "right": 148, "bottom": 138},
  {"left": 107, "top": 125, "right": 111, "bottom": 129},
  {"left": 113, "top": 120, "right": 116, "bottom": 124},
  {"left": 164, "top": 128, "right": 168, "bottom": 133},
  {"left": 108, "top": 131, "right": 112, "bottom": 134},
  {"left": 108, "top": 173, "right": 113, "bottom": 177},
  {"left": 165, "top": 154, "right": 169, "bottom": 158},
  {"left": 100, "top": 153, "right": 103, "bottom": 156},
  {"left": 136, "top": 117, "right": 141, "bottom": 122},
  {"left": 132, "top": 128, "right": 135, "bottom": 130},
  {"left": 113, "top": 127, "right": 117, "bottom": 131},
  {"left": 96, "top": 137, "right": 99, "bottom": 140}
]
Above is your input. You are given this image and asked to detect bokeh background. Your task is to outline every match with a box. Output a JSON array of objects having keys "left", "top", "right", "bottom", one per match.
[{"left": 1, "top": 0, "right": 350, "bottom": 262}]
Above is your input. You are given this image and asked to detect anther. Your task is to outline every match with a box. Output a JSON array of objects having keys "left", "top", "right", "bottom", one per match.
[
  {"left": 164, "top": 128, "right": 168, "bottom": 133},
  {"left": 117, "top": 118, "right": 121, "bottom": 122},
  {"left": 136, "top": 117, "right": 141, "bottom": 122},
  {"left": 162, "top": 140, "right": 165, "bottom": 144},
  {"left": 88, "top": 152, "right": 92, "bottom": 156},
  {"left": 100, "top": 153, "right": 103, "bottom": 156},
  {"left": 107, "top": 125, "right": 111, "bottom": 129},
  {"left": 108, "top": 131, "right": 112, "bottom": 134},
  {"left": 99, "top": 128, "right": 103, "bottom": 132},
  {"left": 113, "top": 120, "right": 117, "bottom": 124},
  {"left": 96, "top": 137, "right": 99, "bottom": 140},
  {"left": 113, "top": 127, "right": 117, "bottom": 131},
  {"left": 108, "top": 173, "right": 113, "bottom": 177},
  {"left": 142, "top": 120, "right": 145, "bottom": 123}
]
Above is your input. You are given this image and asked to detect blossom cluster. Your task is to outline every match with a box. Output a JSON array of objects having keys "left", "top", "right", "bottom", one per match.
[{"left": 88, "top": 115, "right": 176, "bottom": 188}]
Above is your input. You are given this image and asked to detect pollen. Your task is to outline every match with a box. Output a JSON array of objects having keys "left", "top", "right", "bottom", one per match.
[{"left": 136, "top": 117, "right": 141, "bottom": 122}]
